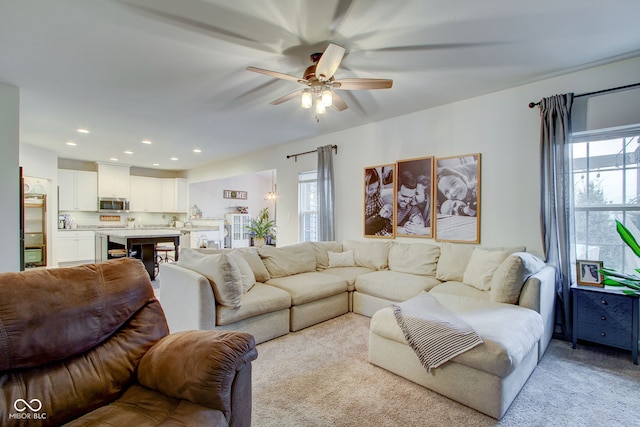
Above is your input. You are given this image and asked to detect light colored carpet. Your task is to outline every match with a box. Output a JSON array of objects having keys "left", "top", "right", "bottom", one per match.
[{"left": 253, "top": 313, "right": 640, "bottom": 427}]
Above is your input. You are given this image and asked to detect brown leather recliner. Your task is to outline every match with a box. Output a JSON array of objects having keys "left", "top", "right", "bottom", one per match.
[{"left": 0, "top": 258, "right": 258, "bottom": 426}]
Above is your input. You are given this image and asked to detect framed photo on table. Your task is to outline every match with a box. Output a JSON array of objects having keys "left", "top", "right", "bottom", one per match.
[
  {"left": 576, "top": 259, "right": 604, "bottom": 287},
  {"left": 395, "top": 157, "right": 434, "bottom": 238},
  {"left": 364, "top": 164, "right": 395, "bottom": 238},
  {"left": 434, "top": 153, "right": 481, "bottom": 243}
]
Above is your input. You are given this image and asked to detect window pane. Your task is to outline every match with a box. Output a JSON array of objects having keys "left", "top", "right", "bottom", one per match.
[{"left": 595, "top": 169, "right": 622, "bottom": 204}]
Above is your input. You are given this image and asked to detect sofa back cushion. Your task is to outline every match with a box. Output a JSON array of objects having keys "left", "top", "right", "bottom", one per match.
[
  {"left": 227, "top": 250, "right": 256, "bottom": 292},
  {"left": 0, "top": 258, "right": 168, "bottom": 425},
  {"left": 388, "top": 242, "right": 440, "bottom": 276},
  {"left": 310, "top": 241, "right": 343, "bottom": 269},
  {"left": 435, "top": 242, "right": 476, "bottom": 281},
  {"left": 259, "top": 243, "right": 316, "bottom": 278},
  {"left": 491, "top": 252, "right": 546, "bottom": 304},
  {"left": 193, "top": 247, "right": 270, "bottom": 283},
  {"left": 178, "top": 249, "right": 243, "bottom": 307},
  {"left": 343, "top": 240, "right": 391, "bottom": 270}
]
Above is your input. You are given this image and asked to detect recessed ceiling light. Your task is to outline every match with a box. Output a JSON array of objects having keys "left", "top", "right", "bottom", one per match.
[
  {"left": 193, "top": 148, "right": 202, "bottom": 153},
  {"left": 65, "top": 141, "right": 77, "bottom": 146},
  {"left": 77, "top": 128, "right": 90, "bottom": 134},
  {"left": 170, "top": 157, "right": 178, "bottom": 161},
  {"left": 153, "top": 163, "right": 160, "bottom": 166},
  {"left": 110, "top": 157, "right": 118, "bottom": 161},
  {"left": 124, "top": 150, "right": 133, "bottom": 155},
  {"left": 141, "top": 140, "right": 152, "bottom": 145}
]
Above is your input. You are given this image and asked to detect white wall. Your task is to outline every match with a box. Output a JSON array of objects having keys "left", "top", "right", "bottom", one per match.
[
  {"left": 0, "top": 83, "right": 20, "bottom": 272},
  {"left": 186, "top": 56, "right": 640, "bottom": 253}
]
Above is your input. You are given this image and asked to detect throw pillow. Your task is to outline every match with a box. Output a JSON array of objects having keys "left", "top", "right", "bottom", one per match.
[
  {"left": 435, "top": 242, "right": 476, "bottom": 281},
  {"left": 310, "top": 241, "right": 344, "bottom": 270},
  {"left": 491, "top": 252, "right": 546, "bottom": 304},
  {"left": 328, "top": 250, "right": 355, "bottom": 268},
  {"left": 233, "top": 247, "right": 271, "bottom": 283},
  {"left": 228, "top": 250, "right": 256, "bottom": 293},
  {"left": 177, "top": 249, "right": 243, "bottom": 308},
  {"left": 342, "top": 240, "right": 391, "bottom": 270},
  {"left": 462, "top": 248, "right": 509, "bottom": 290},
  {"left": 388, "top": 242, "right": 440, "bottom": 276}
]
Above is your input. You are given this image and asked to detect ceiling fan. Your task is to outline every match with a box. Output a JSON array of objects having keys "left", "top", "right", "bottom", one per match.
[{"left": 246, "top": 43, "right": 393, "bottom": 116}]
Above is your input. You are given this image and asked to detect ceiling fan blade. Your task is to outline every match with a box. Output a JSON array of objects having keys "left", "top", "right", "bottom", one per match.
[
  {"left": 333, "top": 78, "right": 393, "bottom": 90},
  {"left": 331, "top": 92, "right": 349, "bottom": 111},
  {"left": 315, "top": 43, "right": 345, "bottom": 81},
  {"left": 269, "top": 89, "right": 303, "bottom": 106},
  {"left": 246, "top": 66, "right": 306, "bottom": 84}
]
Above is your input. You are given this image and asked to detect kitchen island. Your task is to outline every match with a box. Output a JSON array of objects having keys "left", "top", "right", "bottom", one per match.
[{"left": 95, "top": 229, "right": 180, "bottom": 280}]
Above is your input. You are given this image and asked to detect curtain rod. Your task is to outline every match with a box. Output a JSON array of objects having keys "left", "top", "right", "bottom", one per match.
[
  {"left": 528, "top": 81, "right": 640, "bottom": 108},
  {"left": 286, "top": 145, "right": 338, "bottom": 162}
]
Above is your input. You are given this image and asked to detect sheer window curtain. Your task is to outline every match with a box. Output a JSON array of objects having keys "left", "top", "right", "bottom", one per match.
[
  {"left": 539, "top": 93, "right": 574, "bottom": 340},
  {"left": 317, "top": 145, "right": 336, "bottom": 241}
]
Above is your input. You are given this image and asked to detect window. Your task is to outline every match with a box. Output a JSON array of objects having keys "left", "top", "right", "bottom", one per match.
[
  {"left": 298, "top": 171, "right": 318, "bottom": 242},
  {"left": 571, "top": 125, "right": 640, "bottom": 274}
]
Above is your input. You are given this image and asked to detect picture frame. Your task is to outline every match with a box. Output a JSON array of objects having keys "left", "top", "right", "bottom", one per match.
[
  {"left": 394, "top": 157, "right": 434, "bottom": 238},
  {"left": 364, "top": 164, "right": 395, "bottom": 238},
  {"left": 576, "top": 259, "right": 604, "bottom": 287},
  {"left": 434, "top": 153, "right": 481, "bottom": 243}
]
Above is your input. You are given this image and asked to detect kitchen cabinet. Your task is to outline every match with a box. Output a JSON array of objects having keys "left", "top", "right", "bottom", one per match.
[
  {"left": 97, "top": 163, "right": 130, "bottom": 198},
  {"left": 58, "top": 169, "right": 98, "bottom": 211},
  {"left": 56, "top": 230, "right": 95, "bottom": 265},
  {"left": 130, "top": 176, "right": 163, "bottom": 212},
  {"left": 161, "top": 178, "right": 188, "bottom": 213}
]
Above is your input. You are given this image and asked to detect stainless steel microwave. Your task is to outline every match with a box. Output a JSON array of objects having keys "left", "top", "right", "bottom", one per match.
[{"left": 99, "top": 198, "right": 130, "bottom": 212}]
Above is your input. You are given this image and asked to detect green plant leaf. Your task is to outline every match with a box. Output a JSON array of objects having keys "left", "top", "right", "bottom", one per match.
[
  {"left": 616, "top": 219, "right": 640, "bottom": 258},
  {"left": 622, "top": 289, "right": 640, "bottom": 296},
  {"left": 601, "top": 277, "right": 640, "bottom": 290},
  {"left": 599, "top": 268, "right": 640, "bottom": 281}
]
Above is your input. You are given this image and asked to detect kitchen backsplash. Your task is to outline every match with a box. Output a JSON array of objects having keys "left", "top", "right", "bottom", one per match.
[{"left": 58, "top": 211, "right": 187, "bottom": 228}]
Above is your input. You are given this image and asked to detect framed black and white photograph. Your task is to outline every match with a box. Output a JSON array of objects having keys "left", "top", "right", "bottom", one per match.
[
  {"left": 394, "top": 157, "right": 434, "bottom": 238},
  {"left": 364, "top": 164, "right": 395, "bottom": 238},
  {"left": 576, "top": 259, "right": 604, "bottom": 286},
  {"left": 434, "top": 153, "right": 481, "bottom": 243}
]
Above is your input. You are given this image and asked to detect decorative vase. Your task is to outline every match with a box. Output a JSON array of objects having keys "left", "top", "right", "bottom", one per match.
[{"left": 253, "top": 237, "right": 266, "bottom": 248}]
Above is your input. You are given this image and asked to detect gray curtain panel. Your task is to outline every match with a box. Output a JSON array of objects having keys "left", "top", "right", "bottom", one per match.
[
  {"left": 317, "top": 145, "right": 335, "bottom": 241},
  {"left": 539, "top": 93, "right": 574, "bottom": 339}
]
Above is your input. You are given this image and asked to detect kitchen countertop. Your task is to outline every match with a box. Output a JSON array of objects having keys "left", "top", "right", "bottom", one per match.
[{"left": 94, "top": 229, "right": 181, "bottom": 237}]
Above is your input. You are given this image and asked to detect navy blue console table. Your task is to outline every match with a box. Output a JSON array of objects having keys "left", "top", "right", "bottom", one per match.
[{"left": 572, "top": 285, "right": 639, "bottom": 364}]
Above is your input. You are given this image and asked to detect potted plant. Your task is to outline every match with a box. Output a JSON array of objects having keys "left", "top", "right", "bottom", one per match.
[
  {"left": 246, "top": 207, "right": 275, "bottom": 247},
  {"left": 598, "top": 220, "right": 640, "bottom": 295}
]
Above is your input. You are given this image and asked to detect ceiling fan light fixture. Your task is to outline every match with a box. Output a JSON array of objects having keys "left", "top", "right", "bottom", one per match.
[
  {"left": 301, "top": 89, "right": 312, "bottom": 109},
  {"left": 321, "top": 88, "right": 333, "bottom": 107},
  {"left": 315, "top": 98, "right": 326, "bottom": 114}
]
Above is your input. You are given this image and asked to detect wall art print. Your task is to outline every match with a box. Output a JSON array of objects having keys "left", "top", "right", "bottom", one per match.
[
  {"left": 434, "top": 153, "right": 481, "bottom": 243},
  {"left": 394, "top": 157, "right": 434, "bottom": 238},
  {"left": 364, "top": 164, "right": 395, "bottom": 238}
]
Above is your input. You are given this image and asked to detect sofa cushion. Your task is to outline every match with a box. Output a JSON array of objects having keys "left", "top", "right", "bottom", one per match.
[
  {"left": 343, "top": 240, "right": 391, "bottom": 270},
  {"left": 259, "top": 243, "right": 316, "bottom": 278},
  {"left": 435, "top": 242, "right": 476, "bottom": 281},
  {"left": 193, "top": 247, "right": 270, "bottom": 283},
  {"left": 265, "top": 272, "right": 348, "bottom": 305},
  {"left": 491, "top": 252, "right": 547, "bottom": 304},
  {"left": 356, "top": 270, "right": 441, "bottom": 302},
  {"left": 462, "top": 248, "right": 509, "bottom": 291},
  {"left": 388, "top": 242, "right": 440, "bottom": 276},
  {"left": 227, "top": 250, "right": 256, "bottom": 293},
  {"left": 321, "top": 266, "right": 375, "bottom": 291},
  {"left": 429, "top": 281, "right": 490, "bottom": 300},
  {"left": 310, "top": 241, "right": 344, "bottom": 270},
  {"left": 328, "top": 250, "right": 356, "bottom": 267},
  {"left": 216, "top": 283, "right": 291, "bottom": 326},
  {"left": 178, "top": 249, "right": 243, "bottom": 308},
  {"left": 370, "top": 293, "right": 544, "bottom": 377}
]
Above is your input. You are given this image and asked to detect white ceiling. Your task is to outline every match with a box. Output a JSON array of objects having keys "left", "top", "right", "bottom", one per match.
[{"left": 2, "top": 0, "right": 640, "bottom": 171}]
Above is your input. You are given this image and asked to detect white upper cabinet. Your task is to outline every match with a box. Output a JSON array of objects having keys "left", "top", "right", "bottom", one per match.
[
  {"left": 58, "top": 169, "right": 98, "bottom": 211},
  {"left": 129, "top": 176, "right": 163, "bottom": 212},
  {"left": 161, "top": 178, "right": 188, "bottom": 213},
  {"left": 97, "top": 163, "right": 130, "bottom": 199}
]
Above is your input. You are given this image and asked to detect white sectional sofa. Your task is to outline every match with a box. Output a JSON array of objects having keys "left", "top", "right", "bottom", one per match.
[{"left": 159, "top": 240, "right": 555, "bottom": 419}]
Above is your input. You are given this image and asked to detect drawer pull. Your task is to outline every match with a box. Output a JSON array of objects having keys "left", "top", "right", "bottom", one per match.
[
  {"left": 601, "top": 316, "right": 607, "bottom": 321},
  {"left": 601, "top": 300, "right": 608, "bottom": 305},
  {"left": 600, "top": 332, "right": 606, "bottom": 337}
]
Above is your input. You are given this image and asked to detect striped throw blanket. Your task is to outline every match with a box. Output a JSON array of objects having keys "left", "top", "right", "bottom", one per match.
[{"left": 392, "top": 292, "right": 483, "bottom": 372}]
